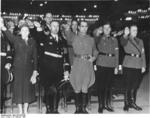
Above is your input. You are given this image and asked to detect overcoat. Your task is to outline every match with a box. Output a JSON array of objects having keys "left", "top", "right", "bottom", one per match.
[{"left": 4, "top": 30, "right": 37, "bottom": 104}]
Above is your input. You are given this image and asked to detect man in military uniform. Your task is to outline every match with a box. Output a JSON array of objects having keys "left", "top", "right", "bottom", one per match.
[
  {"left": 0, "top": 31, "right": 13, "bottom": 113},
  {"left": 121, "top": 24, "right": 146, "bottom": 111},
  {"left": 69, "top": 20, "right": 98, "bottom": 114},
  {"left": 41, "top": 12, "right": 53, "bottom": 36},
  {"left": 39, "top": 21, "right": 65, "bottom": 113},
  {"left": 95, "top": 21, "right": 119, "bottom": 113}
]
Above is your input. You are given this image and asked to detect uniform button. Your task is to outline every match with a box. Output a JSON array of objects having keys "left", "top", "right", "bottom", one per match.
[
  {"left": 49, "top": 42, "right": 53, "bottom": 45},
  {"left": 40, "top": 43, "right": 44, "bottom": 46}
]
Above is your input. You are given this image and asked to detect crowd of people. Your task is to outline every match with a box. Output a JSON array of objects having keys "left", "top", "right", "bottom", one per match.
[{"left": 0, "top": 12, "right": 149, "bottom": 114}]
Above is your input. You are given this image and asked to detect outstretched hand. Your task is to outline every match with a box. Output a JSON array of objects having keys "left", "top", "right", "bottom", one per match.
[{"left": 0, "top": 17, "right": 6, "bottom": 31}]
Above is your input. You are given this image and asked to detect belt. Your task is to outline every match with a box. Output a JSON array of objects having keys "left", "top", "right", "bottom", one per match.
[
  {"left": 7, "top": 56, "right": 12, "bottom": 59},
  {"left": 99, "top": 52, "right": 115, "bottom": 57},
  {"left": 74, "top": 54, "right": 91, "bottom": 60},
  {"left": 125, "top": 53, "right": 141, "bottom": 58},
  {"left": 67, "top": 45, "right": 73, "bottom": 48},
  {"left": 44, "top": 51, "right": 62, "bottom": 58},
  {"left": 0, "top": 52, "right": 7, "bottom": 56}
]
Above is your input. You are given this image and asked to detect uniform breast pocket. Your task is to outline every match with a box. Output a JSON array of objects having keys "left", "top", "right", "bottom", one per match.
[{"left": 17, "top": 42, "right": 24, "bottom": 49}]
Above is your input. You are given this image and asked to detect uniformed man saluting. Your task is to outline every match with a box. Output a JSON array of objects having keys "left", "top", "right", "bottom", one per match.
[
  {"left": 41, "top": 12, "right": 53, "bottom": 36},
  {"left": 95, "top": 21, "right": 119, "bottom": 113},
  {"left": 70, "top": 20, "right": 98, "bottom": 114},
  {"left": 0, "top": 30, "right": 13, "bottom": 113},
  {"left": 39, "top": 21, "right": 65, "bottom": 113},
  {"left": 120, "top": 24, "right": 146, "bottom": 111}
]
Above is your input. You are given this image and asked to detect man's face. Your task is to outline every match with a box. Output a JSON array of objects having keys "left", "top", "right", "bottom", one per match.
[
  {"left": 78, "top": 21, "right": 88, "bottom": 34},
  {"left": 18, "top": 20, "right": 26, "bottom": 28},
  {"left": 67, "top": 20, "right": 72, "bottom": 27},
  {"left": 26, "top": 19, "right": 34, "bottom": 28},
  {"left": 103, "top": 24, "right": 111, "bottom": 36},
  {"left": 50, "top": 21, "right": 59, "bottom": 34},
  {"left": 71, "top": 21, "right": 78, "bottom": 32},
  {"left": 7, "top": 21, "right": 15, "bottom": 32},
  {"left": 44, "top": 13, "right": 53, "bottom": 24},
  {"left": 130, "top": 26, "right": 138, "bottom": 37},
  {"left": 20, "top": 26, "right": 30, "bottom": 37}
]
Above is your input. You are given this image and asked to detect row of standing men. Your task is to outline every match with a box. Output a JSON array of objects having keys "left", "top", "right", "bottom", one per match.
[{"left": 0, "top": 12, "right": 146, "bottom": 114}]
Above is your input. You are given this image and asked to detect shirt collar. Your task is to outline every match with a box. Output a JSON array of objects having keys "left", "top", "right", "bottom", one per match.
[{"left": 51, "top": 33, "right": 58, "bottom": 41}]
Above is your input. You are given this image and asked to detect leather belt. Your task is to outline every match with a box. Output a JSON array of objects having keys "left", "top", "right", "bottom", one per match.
[
  {"left": 74, "top": 54, "right": 91, "bottom": 60},
  {"left": 0, "top": 52, "right": 7, "bottom": 56},
  {"left": 125, "top": 53, "right": 141, "bottom": 58},
  {"left": 99, "top": 52, "right": 115, "bottom": 57},
  {"left": 44, "top": 51, "right": 62, "bottom": 58},
  {"left": 67, "top": 45, "right": 73, "bottom": 48}
]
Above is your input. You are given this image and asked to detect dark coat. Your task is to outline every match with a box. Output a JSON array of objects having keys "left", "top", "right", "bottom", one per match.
[
  {"left": 39, "top": 34, "right": 65, "bottom": 87},
  {"left": 1, "top": 33, "right": 12, "bottom": 84},
  {"left": 1, "top": 33, "right": 12, "bottom": 109},
  {"left": 4, "top": 31, "right": 37, "bottom": 104}
]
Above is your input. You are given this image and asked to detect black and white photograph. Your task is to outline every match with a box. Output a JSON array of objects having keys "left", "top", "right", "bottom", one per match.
[{"left": 0, "top": 0, "right": 150, "bottom": 117}]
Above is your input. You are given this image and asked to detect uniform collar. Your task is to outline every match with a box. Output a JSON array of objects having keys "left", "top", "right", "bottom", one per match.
[
  {"left": 51, "top": 33, "right": 58, "bottom": 42},
  {"left": 78, "top": 32, "right": 87, "bottom": 37},
  {"left": 73, "top": 30, "right": 78, "bottom": 35},
  {"left": 129, "top": 35, "right": 140, "bottom": 44},
  {"left": 103, "top": 34, "right": 111, "bottom": 39}
]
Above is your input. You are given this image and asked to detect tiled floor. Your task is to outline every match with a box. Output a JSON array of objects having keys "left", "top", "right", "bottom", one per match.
[{"left": 2, "top": 73, "right": 150, "bottom": 114}]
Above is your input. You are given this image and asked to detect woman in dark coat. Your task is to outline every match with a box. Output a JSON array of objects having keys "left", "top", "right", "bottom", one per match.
[{"left": 1, "top": 19, "right": 38, "bottom": 114}]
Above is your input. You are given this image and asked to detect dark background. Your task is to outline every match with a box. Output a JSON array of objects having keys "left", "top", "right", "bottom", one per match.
[{"left": 2, "top": 0, "right": 149, "bottom": 21}]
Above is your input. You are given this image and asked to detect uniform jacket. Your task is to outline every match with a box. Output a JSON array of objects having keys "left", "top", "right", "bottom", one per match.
[
  {"left": 120, "top": 36, "right": 146, "bottom": 69},
  {"left": 1, "top": 32, "right": 13, "bottom": 84},
  {"left": 96, "top": 35, "right": 119, "bottom": 68},
  {"left": 39, "top": 34, "right": 65, "bottom": 61},
  {"left": 39, "top": 33, "right": 66, "bottom": 86},
  {"left": 1, "top": 32, "right": 13, "bottom": 64},
  {"left": 70, "top": 33, "right": 98, "bottom": 91}
]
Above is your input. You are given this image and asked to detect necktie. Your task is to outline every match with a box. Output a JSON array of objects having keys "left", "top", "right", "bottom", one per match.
[
  {"left": 134, "top": 37, "right": 139, "bottom": 45},
  {"left": 54, "top": 36, "right": 57, "bottom": 42}
]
